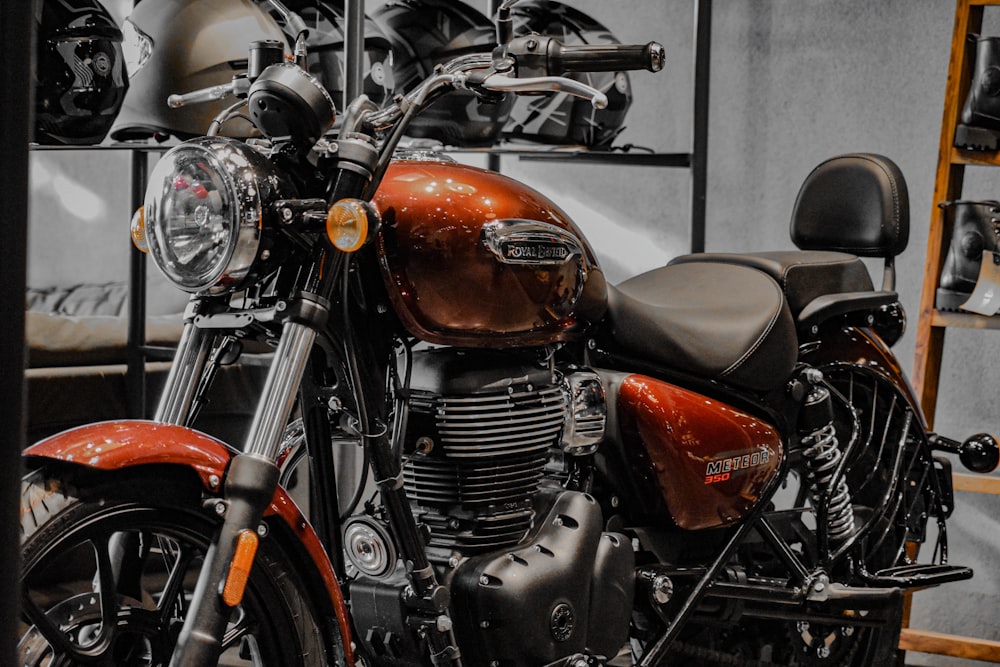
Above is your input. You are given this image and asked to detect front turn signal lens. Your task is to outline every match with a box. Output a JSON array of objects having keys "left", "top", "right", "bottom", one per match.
[
  {"left": 221, "top": 529, "right": 260, "bottom": 607},
  {"left": 130, "top": 206, "right": 148, "bottom": 253},
  {"left": 326, "top": 199, "right": 371, "bottom": 252}
]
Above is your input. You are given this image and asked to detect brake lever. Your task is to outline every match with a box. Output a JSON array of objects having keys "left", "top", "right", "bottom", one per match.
[{"left": 480, "top": 73, "right": 608, "bottom": 109}]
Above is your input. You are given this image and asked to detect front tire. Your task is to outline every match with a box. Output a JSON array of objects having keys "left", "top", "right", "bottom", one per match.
[{"left": 18, "top": 464, "right": 335, "bottom": 666}]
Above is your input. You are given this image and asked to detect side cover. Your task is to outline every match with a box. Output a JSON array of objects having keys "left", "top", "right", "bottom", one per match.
[{"left": 617, "top": 375, "right": 784, "bottom": 530}]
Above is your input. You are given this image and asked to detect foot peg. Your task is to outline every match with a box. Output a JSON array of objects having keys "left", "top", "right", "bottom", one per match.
[{"left": 865, "top": 563, "right": 973, "bottom": 589}]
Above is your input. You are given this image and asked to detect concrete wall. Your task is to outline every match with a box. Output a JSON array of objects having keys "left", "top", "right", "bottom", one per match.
[{"left": 26, "top": 1, "right": 1000, "bottom": 663}]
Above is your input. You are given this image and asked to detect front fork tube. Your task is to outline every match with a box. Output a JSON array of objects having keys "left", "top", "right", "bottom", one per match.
[
  {"left": 155, "top": 317, "right": 216, "bottom": 425},
  {"left": 168, "top": 317, "right": 319, "bottom": 667}
]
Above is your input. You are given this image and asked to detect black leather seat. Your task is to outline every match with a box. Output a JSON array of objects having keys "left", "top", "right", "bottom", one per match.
[
  {"left": 669, "top": 153, "right": 909, "bottom": 331},
  {"left": 670, "top": 250, "right": 873, "bottom": 318},
  {"left": 605, "top": 262, "right": 797, "bottom": 392}
]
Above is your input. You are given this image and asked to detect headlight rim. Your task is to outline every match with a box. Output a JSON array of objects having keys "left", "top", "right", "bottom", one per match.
[{"left": 145, "top": 136, "right": 271, "bottom": 295}]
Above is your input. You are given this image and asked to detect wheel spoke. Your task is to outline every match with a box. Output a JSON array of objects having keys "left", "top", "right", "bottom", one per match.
[
  {"left": 156, "top": 536, "right": 199, "bottom": 625},
  {"left": 20, "top": 588, "right": 80, "bottom": 657},
  {"left": 92, "top": 534, "right": 120, "bottom": 648},
  {"left": 221, "top": 607, "right": 254, "bottom": 653}
]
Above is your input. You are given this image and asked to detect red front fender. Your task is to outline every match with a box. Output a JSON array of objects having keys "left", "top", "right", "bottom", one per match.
[{"left": 25, "top": 420, "right": 355, "bottom": 665}]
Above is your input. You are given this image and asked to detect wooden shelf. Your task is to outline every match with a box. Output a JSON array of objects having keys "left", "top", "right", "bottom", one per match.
[
  {"left": 953, "top": 471, "right": 1000, "bottom": 494},
  {"left": 931, "top": 309, "right": 1000, "bottom": 329},
  {"left": 908, "top": 0, "right": 1000, "bottom": 662},
  {"left": 951, "top": 145, "right": 1000, "bottom": 166},
  {"left": 901, "top": 629, "right": 1000, "bottom": 661}
]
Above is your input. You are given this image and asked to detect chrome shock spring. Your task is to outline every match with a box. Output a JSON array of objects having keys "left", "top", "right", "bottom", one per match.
[{"left": 799, "top": 385, "right": 856, "bottom": 543}]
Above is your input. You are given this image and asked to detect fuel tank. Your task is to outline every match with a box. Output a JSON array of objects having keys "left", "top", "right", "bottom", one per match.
[
  {"left": 372, "top": 158, "right": 607, "bottom": 347},
  {"left": 618, "top": 374, "right": 784, "bottom": 530}
]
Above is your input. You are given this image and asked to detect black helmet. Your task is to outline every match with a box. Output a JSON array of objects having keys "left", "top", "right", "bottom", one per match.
[
  {"left": 502, "top": 1, "right": 632, "bottom": 149},
  {"left": 372, "top": 0, "right": 514, "bottom": 147},
  {"left": 277, "top": 0, "right": 396, "bottom": 110},
  {"left": 33, "top": 0, "right": 129, "bottom": 145},
  {"left": 110, "top": 0, "right": 287, "bottom": 141}
]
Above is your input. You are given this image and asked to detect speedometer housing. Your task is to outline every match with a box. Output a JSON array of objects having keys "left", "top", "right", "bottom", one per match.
[{"left": 144, "top": 136, "right": 292, "bottom": 294}]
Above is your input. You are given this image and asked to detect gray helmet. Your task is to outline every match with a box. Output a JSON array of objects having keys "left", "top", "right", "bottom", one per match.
[{"left": 110, "top": 0, "right": 287, "bottom": 141}]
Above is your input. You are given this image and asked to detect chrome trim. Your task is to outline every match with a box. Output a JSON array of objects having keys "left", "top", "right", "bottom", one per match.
[
  {"left": 155, "top": 321, "right": 215, "bottom": 425},
  {"left": 244, "top": 320, "right": 317, "bottom": 460},
  {"left": 145, "top": 137, "right": 284, "bottom": 295},
  {"left": 481, "top": 219, "right": 585, "bottom": 267},
  {"left": 560, "top": 370, "right": 607, "bottom": 456}
]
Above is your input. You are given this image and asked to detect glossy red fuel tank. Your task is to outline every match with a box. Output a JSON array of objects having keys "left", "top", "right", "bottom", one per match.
[
  {"left": 618, "top": 375, "right": 784, "bottom": 530},
  {"left": 372, "top": 159, "right": 608, "bottom": 347}
]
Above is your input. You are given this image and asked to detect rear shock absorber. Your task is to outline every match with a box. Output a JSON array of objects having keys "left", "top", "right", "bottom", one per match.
[{"left": 798, "top": 374, "right": 856, "bottom": 543}]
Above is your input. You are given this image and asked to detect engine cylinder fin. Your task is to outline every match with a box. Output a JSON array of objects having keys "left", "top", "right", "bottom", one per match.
[{"left": 403, "top": 379, "right": 567, "bottom": 553}]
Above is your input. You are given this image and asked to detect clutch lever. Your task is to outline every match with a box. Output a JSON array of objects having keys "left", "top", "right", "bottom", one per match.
[
  {"left": 167, "top": 76, "right": 251, "bottom": 109},
  {"left": 479, "top": 73, "right": 608, "bottom": 109}
]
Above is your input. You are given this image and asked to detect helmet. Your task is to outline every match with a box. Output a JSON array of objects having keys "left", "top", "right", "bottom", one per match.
[
  {"left": 277, "top": 0, "right": 396, "bottom": 110},
  {"left": 502, "top": 1, "right": 632, "bottom": 149},
  {"left": 372, "top": 0, "right": 514, "bottom": 147},
  {"left": 109, "top": 0, "right": 287, "bottom": 141},
  {"left": 33, "top": 0, "right": 129, "bottom": 145}
]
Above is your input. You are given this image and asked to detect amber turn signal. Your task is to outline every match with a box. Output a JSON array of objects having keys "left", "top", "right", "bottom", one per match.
[
  {"left": 130, "top": 206, "right": 149, "bottom": 253},
  {"left": 326, "top": 199, "right": 371, "bottom": 252},
  {"left": 221, "top": 529, "right": 260, "bottom": 607}
]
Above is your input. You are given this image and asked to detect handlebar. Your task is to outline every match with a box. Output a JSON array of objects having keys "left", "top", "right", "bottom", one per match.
[
  {"left": 504, "top": 36, "right": 665, "bottom": 78},
  {"left": 547, "top": 41, "right": 665, "bottom": 74}
]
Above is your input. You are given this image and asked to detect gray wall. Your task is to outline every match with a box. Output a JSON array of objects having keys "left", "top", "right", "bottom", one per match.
[{"left": 26, "top": 1, "right": 1000, "bottom": 664}]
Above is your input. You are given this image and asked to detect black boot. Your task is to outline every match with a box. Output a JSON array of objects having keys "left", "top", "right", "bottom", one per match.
[
  {"left": 936, "top": 200, "right": 1000, "bottom": 310},
  {"left": 956, "top": 36, "right": 1000, "bottom": 150}
]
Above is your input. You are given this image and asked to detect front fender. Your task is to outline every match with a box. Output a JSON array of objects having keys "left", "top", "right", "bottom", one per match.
[{"left": 24, "top": 420, "right": 354, "bottom": 664}]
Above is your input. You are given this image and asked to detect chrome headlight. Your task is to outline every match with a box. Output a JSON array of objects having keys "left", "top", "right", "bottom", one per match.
[{"left": 144, "top": 137, "right": 284, "bottom": 294}]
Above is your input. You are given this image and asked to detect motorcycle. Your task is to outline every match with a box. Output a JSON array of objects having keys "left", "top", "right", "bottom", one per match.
[{"left": 17, "top": 5, "right": 1000, "bottom": 666}]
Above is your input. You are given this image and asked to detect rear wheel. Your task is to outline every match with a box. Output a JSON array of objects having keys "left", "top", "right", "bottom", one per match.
[{"left": 19, "top": 465, "right": 335, "bottom": 666}]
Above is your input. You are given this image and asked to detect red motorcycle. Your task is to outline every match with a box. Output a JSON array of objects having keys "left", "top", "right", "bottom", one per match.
[{"left": 18, "top": 13, "right": 1000, "bottom": 667}]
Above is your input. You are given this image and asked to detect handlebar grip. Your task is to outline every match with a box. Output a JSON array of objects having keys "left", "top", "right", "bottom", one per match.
[{"left": 548, "top": 41, "right": 665, "bottom": 74}]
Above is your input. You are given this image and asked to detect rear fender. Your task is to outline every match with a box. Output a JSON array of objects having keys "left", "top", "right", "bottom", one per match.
[
  {"left": 24, "top": 419, "right": 354, "bottom": 663},
  {"left": 804, "top": 326, "right": 928, "bottom": 430}
]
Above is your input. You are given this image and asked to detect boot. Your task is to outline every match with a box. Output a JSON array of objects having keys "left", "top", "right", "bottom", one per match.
[
  {"left": 936, "top": 200, "right": 1000, "bottom": 310},
  {"left": 955, "top": 36, "right": 1000, "bottom": 150}
]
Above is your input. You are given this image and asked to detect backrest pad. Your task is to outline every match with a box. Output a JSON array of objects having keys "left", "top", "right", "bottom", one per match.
[{"left": 790, "top": 153, "right": 909, "bottom": 258}]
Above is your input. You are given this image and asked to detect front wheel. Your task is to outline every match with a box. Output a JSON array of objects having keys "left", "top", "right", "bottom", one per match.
[{"left": 18, "top": 465, "right": 335, "bottom": 666}]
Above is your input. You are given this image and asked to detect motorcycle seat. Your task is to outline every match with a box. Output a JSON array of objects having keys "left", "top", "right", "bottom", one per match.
[
  {"left": 605, "top": 261, "right": 797, "bottom": 392},
  {"left": 667, "top": 250, "right": 900, "bottom": 334},
  {"left": 668, "top": 153, "right": 909, "bottom": 333},
  {"left": 668, "top": 249, "right": 875, "bottom": 315}
]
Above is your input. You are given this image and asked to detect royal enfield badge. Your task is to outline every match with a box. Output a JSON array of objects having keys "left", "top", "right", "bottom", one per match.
[{"left": 482, "top": 219, "right": 583, "bottom": 266}]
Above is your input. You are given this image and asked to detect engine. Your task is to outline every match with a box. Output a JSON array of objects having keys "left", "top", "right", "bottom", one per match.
[
  {"left": 405, "top": 350, "right": 567, "bottom": 556},
  {"left": 347, "top": 347, "right": 634, "bottom": 665}
]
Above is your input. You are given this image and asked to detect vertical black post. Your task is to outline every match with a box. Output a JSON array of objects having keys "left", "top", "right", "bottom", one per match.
[
  {"left": 0, "top": 2, "right": 33, "bottom": 664},
  {"left": 488, "top": 153, "right": 501, "bottom": 173},
  {"left": 126, "top": 152, "right": 148, "bottom": 418},
  {"left": 690, "top": 0, "right": 711, "bottom": 253},
  {"left": 344, "top": 0, "right": 365, "bottom": 110}
]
